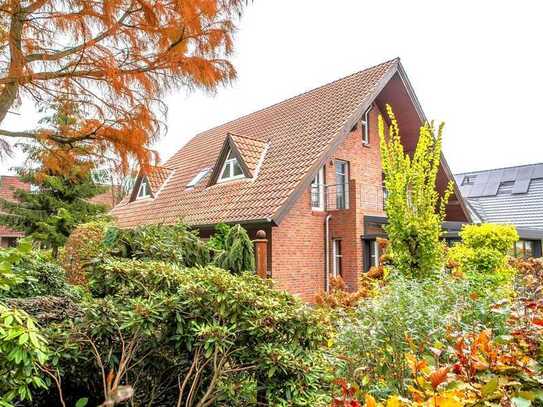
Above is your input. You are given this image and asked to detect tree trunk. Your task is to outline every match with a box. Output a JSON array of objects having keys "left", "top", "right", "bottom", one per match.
[{"left": 0, "top": 4, "right": 25, "bottom": 126}]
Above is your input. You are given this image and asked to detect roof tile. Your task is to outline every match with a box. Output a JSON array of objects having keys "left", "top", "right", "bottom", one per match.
[{"left": 111, "top": 58, "right": 399, "bottom": 227}]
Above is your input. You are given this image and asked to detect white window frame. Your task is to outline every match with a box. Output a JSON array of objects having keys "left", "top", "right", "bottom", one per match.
[
  {"left": 187, "top": 167, "right": 211, "bottom": 189},
  {"left": 311, "top": 166, "right": 325, "bottom": 210},
  {"left": 136, "top": 177, "right": 151, "bottom": 199},
  {"left": 332, "top": 239, "right": 342, "bottom": 277},
  {"left": 335, "top": 160, "right": 349, "bottom": 210},
  {"left": 361, "top": 106, "right": 371, "bottom": 145},
  {"left": 370, "top": 240, "right": 380, "bottom": 267},
  {"left": 218, "top": 149, "right": 245, "bottom": 183}
]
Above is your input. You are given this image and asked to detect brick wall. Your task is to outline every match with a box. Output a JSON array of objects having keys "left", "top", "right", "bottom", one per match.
[
  {"left": 271, "top": 104, "right": 386, "bottom": 300},
  {"left": 271, "top": 188, "right": 327, "bottom": 302}
]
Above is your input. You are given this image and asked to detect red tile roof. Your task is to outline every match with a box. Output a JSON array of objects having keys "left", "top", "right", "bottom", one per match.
[
  {"left": 0, "top": 176, "right": 119, "bottom": 238},
  {"left": 145, "top": 166, "right": 174, "bottom": 194},
  {"left": 111, "top": 58, "right": 400, "bottom": 228},
  {"left": 0, "top": 176, "right": 29, "bottom": 238}
]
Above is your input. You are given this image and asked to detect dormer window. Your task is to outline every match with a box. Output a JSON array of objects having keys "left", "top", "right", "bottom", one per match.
[
  {"left": 137, "top": 176, "right": 151, "bottom": 199},
  {"left": 218, "top": 149, "right": 245, "bottom": 182}
]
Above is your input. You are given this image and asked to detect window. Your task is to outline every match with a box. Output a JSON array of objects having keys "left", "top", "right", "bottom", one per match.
[
  {"left": 311, "top": 167, "right": 325, "bottom": 210},
  {"left": 218, "top": 149, "right": 245, "bottom": 182},
  {"left": 335, "top": 160, "right": 349, "bottom": 209},
  {"left": 2, "top": 237, "right": 18, "bottom": 248},
  {"left": 513, "top": 240, "right": 535, "bottom": 258},
  {"left": 332, "top": 239, "right": 342, "bottom": 277},
  {"left": 361, "top": 106, "right": 371, "bottom": 145},
  {"left": 364, "top": 239, "right": 380, "bottom": 272},
  {"left": 137, "top": 176, "right": 151, "bottom": 199},
  {"left": 462, "top": 175, "right": 477, "bottom": 186},
  {"left": 187, "top": 167, "right": 211, "bottom": 189},
  {"left": 370, "top": 240, "right": 379, "bottom": 267}
]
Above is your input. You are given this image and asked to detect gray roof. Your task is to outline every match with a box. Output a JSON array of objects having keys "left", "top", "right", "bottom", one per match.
[{"left": 454, "top": 163, "right": 543, "bottom": 233}]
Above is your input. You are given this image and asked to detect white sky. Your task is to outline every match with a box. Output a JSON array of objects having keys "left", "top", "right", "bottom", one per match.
[{"left": 2, "top": 0, "right": 542, "bottom": 175}]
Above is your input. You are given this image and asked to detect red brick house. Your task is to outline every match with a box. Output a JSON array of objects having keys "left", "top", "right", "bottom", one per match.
[
  {"left": 0, "top": 175, "right": 119, "bottom": 247},
  {"left": 111, "top": 58, "right": 470, "bottom": 301}
]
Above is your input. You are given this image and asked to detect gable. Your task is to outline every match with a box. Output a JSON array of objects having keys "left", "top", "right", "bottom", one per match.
[
  {"left": 111, "top": 58, "right": 469, "bottom": 228},
  {"left": 207, "top": 133, "right": 268, "bottom": 186},
  {"left": 129, "top": 166, "right": 173, "bottom": 202}
]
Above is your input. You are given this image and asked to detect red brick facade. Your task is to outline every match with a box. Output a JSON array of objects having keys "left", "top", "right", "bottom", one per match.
[{"left": 271, "top": 104, "right": 386, "bottom": 302}]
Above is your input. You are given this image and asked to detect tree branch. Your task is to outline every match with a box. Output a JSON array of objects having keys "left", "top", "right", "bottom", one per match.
[{"left": 26, "top": 6, "right": 137, "bottom": 63}]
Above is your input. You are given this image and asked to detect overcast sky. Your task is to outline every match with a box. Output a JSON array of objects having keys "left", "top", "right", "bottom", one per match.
[{"left": 2, "top": 0, "right": 542, "bottom": 175}]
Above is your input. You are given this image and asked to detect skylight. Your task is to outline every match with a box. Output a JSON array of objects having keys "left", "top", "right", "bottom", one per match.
[{"left": 186, "top": 167, "right": 211, "bottom": 189}]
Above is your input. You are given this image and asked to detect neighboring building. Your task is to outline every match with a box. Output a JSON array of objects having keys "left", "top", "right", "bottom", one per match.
[
  {"left": 0, "top": 176, "right": 29, "bottom": 247},
  {"left": 0, "top": 175, "right": 119, "bottom": 247},
  {"left": 111, "top": 58, "right": 470, "bottom": 301},
  {"left": 455, "top": 163, "right": 543, "bottom": 258}
]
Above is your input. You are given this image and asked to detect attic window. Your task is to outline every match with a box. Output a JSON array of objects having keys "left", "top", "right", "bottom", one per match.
[
  {"left": 187, "top": 168, "right": 211, "bottom": 189},
  {"left": 137, "top": 176, "right": 151, "bottom": 199},
  {"left": 462, "top": 175, "right": 477, "bottom": 186},
  {"left": 218, "top": 149, "right": 244, "bottom": 182}
]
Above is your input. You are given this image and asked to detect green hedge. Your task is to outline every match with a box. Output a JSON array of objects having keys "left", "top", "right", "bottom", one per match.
[{"left": 46, "top": 258, "right": 332, "bottom": 406}]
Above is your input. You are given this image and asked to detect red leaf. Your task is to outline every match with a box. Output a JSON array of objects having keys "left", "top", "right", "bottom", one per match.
[{"left": 429, "top": 367, "right": 450, "bottom": 390}]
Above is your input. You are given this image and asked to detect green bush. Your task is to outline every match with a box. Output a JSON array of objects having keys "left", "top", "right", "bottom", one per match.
[
  {"left": 448, "top": 223, "right": 518, "bottom": 298},
  {"left": 213, "top": 224, "right": 255, "bottom": 274},
  {"left": 4, "top": 250, "right": 75, "bottom": 299},
  {"left": 105, "top": 222, "right": 211, "bottom": 267},
  {"left": 333, "top": 273, "right": 507, "bottom": 398},
  {"left": 47, "top": 258, "right": 331, "bottom": 406},
  {"left": 0, "top": 304, "right": 50, "bottom": 406},
  {"left": 379, "top": 105, "right": 452, "bottom": 279},
  {"left": 459, "top": 223, "right": 519, "bottom": 253}
]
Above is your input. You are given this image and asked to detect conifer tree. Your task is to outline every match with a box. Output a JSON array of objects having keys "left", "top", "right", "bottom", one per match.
[{"left": 0, "top": 167, "right": 107, "bottom": 257}]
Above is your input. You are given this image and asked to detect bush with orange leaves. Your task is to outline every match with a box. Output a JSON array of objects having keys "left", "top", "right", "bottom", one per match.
[
  {"left": 315, "top": 238, "right": 390, "bottom": 310},
  {"left": 329, "top": 264, "right": 543, "bottom": 407},
  {"left": 60, "top": 221, "right": 108, "bottom": 284},
  {"left": 314, "top": 274, "right": 382, "bottom": 310}
]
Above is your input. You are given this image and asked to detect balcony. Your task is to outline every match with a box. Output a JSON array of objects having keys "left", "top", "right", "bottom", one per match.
[{"left": 311, "top": 182, "right": 386, "bottom": 211}]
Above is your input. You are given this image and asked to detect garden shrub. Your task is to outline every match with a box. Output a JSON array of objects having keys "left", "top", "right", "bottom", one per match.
[
  {"left": 105, "top": 222, "right": 211, "bottom": 266},
  {"left": 212, "top": 224, "right": 255, "bottom": 273},
  {"left": 0, "top": 304, "right": 50, "bottom": 405},
  {"left": 448, "top": 223, "right": 518, "bottom": 298},
  {"left": 60, "top": 221, "right": 108, "bottom": 284},
  {"left": 46, "top": 257, "right": 332, "bottom": 406},
  {"left": 333, "top": 273, "right": 507, "bottom": 398},
  {"left": 4, "top": 250, "right": 76, "bottom": 299},
  {"left": 460, "top": 223, "right": 519, "bottom": 253}
]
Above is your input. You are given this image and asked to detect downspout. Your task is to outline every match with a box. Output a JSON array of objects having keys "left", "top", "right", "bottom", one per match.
[{"left": 325, "top": 214, "right": 332, "bottom": 292}]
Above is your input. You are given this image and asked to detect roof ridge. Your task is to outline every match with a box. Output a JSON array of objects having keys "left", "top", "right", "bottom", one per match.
[
  {"left": 455, "top": 161, "right": 543, "bottom": 176},
  {"left": 190, "top": 57, "right": 400, "bottom": 138}
]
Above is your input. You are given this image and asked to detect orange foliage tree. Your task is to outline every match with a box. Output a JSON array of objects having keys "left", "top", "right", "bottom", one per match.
[{"left": 0, "top": 0, "right": 248, "bottom": 169}]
